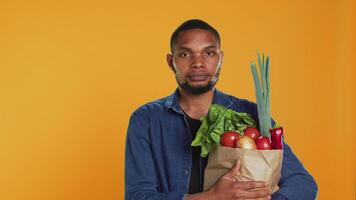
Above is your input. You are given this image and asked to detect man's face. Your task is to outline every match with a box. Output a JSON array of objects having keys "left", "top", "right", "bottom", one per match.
[{"left": 167, "top": 29, "right": 223, "bottom": 95}]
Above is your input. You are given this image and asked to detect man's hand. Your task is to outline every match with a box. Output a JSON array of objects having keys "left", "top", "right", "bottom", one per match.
[
  {"left": 185, "top": 160, "right": 271, "bottom": 200},
  {"left": 207, "top": 159, "right": 271, "bottom": 200}
]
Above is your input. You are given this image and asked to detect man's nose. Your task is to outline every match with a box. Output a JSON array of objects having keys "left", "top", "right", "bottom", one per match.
[{"left": 190, "top": 54, "right": 205, "bottom": 68}]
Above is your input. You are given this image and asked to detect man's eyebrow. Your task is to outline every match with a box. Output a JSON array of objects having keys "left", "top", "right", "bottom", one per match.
[
  {"left": 203, "top": 45, "right": 218, "bottom": 50},
  {"left": 177, "top": 45, "right": 218, "bottom": 51},
  {"left": 176, "top": 46, "right": 193, "bottom": 52}
]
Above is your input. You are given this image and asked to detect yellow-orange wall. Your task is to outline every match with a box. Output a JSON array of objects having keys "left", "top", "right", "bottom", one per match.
[{"left": 0, "top": 0, "right": 355, "bottom": 199}]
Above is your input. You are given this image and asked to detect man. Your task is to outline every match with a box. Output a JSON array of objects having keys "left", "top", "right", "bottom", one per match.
[{"left": 125, "top": 19, "right": 318, "bottom": 200}]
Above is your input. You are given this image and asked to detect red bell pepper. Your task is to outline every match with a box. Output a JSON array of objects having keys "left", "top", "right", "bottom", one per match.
[{"left": 270, "top": 127, "right": 284, "bottom": 149}]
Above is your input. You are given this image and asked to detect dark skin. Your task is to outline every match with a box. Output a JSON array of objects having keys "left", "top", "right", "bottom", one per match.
[
  {"left": 167, "top": 28, "right": 222, "bottom": 119},
  {"left": 166, "top": 29, "right": 271, "bottom": 200}
]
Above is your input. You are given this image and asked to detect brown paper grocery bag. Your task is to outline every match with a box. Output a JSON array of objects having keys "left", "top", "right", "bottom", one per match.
[{"left": 204, "top": 144, "right": 283, "bottom": 193}]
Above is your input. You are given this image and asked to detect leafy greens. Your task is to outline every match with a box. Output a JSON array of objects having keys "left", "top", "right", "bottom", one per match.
[{"left": 191, "top": 104, "right": 255, "bottom": 157}]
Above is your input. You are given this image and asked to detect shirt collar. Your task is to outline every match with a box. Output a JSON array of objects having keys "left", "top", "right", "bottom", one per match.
[{"left": 165, "top": 88, "right": 234, "bottom": 114}]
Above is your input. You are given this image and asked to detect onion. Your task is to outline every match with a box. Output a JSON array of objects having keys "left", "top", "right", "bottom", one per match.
[{"left": 236, "top": 135, "right": 257, "bottom": 149}]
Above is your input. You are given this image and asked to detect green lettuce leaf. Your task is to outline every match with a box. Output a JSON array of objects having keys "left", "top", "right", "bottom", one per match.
[{"left": 191, "top": 104, "right": 256, "bottom": 157}]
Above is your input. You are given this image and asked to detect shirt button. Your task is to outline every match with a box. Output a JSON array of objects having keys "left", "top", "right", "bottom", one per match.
[{"left": 185, "top": 170, "right": 188, "bottom": 175}]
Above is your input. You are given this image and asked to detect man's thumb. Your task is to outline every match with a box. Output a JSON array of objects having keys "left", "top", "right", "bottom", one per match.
[{"left": 226, "top": 159, "right": 241, "bottom": 178}]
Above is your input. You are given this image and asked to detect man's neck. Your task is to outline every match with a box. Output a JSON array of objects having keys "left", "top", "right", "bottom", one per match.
[{"left": 178, "top": 88, "right": 215, "bottom": 120}]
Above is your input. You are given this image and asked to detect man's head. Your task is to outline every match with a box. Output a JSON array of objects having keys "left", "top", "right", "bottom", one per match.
[
  {"left": 170, "top": 19, "right": 221, "bottom": 54},
  {"left": 167, "top": 19, "right": 224, "bottom": 95}
]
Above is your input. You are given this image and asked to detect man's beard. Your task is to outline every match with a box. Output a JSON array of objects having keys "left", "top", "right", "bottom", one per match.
[
  {"left": 175, "top": 67, "right": 221, "bottom": 95},
  {"left": 177, "top": 80, "right": 216, "bottom": 95}
]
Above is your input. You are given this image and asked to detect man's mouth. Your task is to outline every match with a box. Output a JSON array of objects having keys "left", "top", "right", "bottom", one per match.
[{"left": 188, "top": 74, "right": 209, "bottom": 82}]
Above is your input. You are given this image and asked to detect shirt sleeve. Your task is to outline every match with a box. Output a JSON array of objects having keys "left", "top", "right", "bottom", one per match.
[
  {"left": 271, "top": 141, "right": 318, "bottom": 200},
  {"left": 125, "top": 108, "right": 186, "bottom": 200}
]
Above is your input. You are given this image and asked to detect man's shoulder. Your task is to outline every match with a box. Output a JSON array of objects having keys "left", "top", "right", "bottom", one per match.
[
  {"left": 226, "top": 94, "right": 255, "bottom": 105},
  {"left": 220, "top": 91, "right": 257, "bottom": 111},
  {"left": 130, "top": 95, "right": 170, "bottom": 117}
]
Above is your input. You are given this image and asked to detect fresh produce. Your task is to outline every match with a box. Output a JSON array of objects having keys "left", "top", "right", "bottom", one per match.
[
  {"left": 243, "top": 127, "right": 261, "bottom": 141},
  {"left": 236, "top": 135, "right": 257, "bottom": 150},
  {"left": 270, "top": 127, "right": 284, "bottom": 149},
  {"left": 191, "top": 104, "right": 255, "bottom": 157},
  {"left": 250, "top": 52, "right": 284, "bottom": 150},
  {"left": 220, "top": 131, "right": 241, "bottom": 148},
  {"left": 256, "top": 136, "right": 272, "bottom": 150},
  {"left": 250, "top": 52, "right": 272, "bottom": 137}
]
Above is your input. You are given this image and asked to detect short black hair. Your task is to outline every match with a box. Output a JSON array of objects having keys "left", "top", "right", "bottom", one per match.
[{"left": 170, "top": 19, "right": 221, "bottom": 53}]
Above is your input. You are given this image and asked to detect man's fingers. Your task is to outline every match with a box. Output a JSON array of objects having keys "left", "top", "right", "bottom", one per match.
[
  {"left": 234, "top": 189, "right": 270, "bottom": 199},
  {"left": 233, "top": 195, "right": 270, "bottom": 200},
  {"left": 243, "top": 196, "right": 271, "bottom": 200},
  {"left": 234, "top": 181, "right": 267, "bottom": 189}
]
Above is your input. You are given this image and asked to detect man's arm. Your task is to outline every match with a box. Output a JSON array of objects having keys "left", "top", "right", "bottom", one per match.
[
  {"left": 184, "top": 142, "right": 317, "bottom": 200},
  {"left": 185, "top": 160, "right": 271, "bottom": 200},
  {"left": 125, "top": 109, "right": 186, "bottom": 200},
  {"left": 271, "top": 142, "right": 318, "bottom": 200}
]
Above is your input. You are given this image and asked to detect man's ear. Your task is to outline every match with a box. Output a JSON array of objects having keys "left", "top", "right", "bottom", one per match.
[
  {"left": 166, "top": 54, "right": 176, "bottom": 73},
  {"left": 219, "top": 50, "right": 224, "bottom": 66}
]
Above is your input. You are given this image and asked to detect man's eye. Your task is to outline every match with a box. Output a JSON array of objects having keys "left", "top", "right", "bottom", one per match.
[
  {"left": 179, "top": 52, "right": 190, "bottom": 57},
  {"left": 206, "top": 51, "right": 215, "bottom": 56}
]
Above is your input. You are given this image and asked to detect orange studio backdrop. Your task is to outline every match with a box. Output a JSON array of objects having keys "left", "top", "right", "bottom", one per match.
[{"left": 0, "top": 0, "right": 355, "bottom": 199}]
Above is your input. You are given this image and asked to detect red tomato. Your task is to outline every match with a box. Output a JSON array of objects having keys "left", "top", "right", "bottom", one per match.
[
  {"left": 256, "top": 136, "right": 272, "bottom": 150},
  {"left": 244, "top": 127, "right": 261, "bottom": 141},
  {"left": 220, "top": 131, "right": 241, "bottom": 148}
]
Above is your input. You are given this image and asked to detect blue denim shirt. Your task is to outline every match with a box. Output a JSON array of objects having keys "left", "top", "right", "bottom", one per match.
[{"left": 125, "top": 89, "right": 318, "bottom": 200}]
